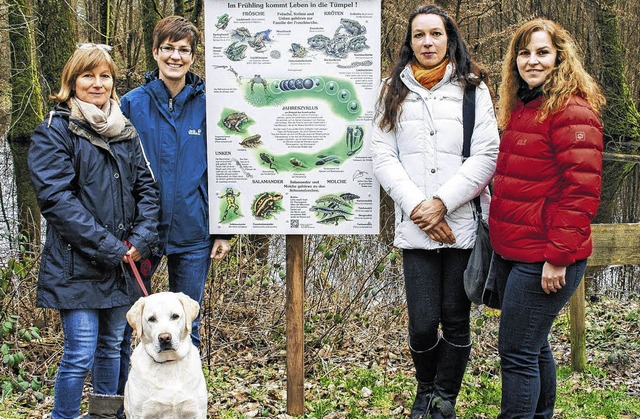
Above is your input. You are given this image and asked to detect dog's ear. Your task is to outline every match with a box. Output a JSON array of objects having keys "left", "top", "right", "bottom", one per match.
[
  {"left": 126, "top": 296, "right": 146, "bottom": 339},
  {"left": 176, "top": 292, "right": 200, "bottom": 332}
]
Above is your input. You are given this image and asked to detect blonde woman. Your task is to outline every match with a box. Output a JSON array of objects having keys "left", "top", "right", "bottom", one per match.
[
  {"left": 490, "top": 18, "right": 605, "bottom": 418},
  {"left": 28, "top": 45, "right": 159, "bottom": 418}
]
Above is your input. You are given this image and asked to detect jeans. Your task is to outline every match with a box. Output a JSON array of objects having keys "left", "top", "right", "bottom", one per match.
[
  {"left": 52, "top": 306, "right": 129, "bottom": 419},
  {"left": 117, "top": 245, "right": 212, "bottom": 399},
  {"left": 402, "top": 248, "right": 472, "bottom": 351},
  {"left": 166, "top": 245, "right": 213, "bottom": 347},
  {"left": 498, "top": 259, "right": 587, "bottom": 419}
]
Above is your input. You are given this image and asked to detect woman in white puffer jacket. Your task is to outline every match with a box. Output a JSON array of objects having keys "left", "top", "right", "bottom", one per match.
[{"left": 371, "top": 5, "right": 499, "bottom": 419}]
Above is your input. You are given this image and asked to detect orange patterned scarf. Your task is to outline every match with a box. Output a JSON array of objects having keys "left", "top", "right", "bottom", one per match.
[{"left": 411, "top": 59, "right": 449, "bottom": 89}]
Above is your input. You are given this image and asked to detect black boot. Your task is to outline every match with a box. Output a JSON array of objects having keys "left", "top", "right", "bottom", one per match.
[
  {"left": 87, "top": 394, "right": 124, "bottom": 419},
  {"left": 410, "top": 342, "right": 439, "bottom": 419},
  {"left": 412, "top": 381, "right": 434, "bottom": 419},
  {"left": 430, "top": 339, "right": 472, "bottom": 419}
]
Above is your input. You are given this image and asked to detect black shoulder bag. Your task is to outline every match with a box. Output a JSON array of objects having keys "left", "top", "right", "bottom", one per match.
[{"left": 461, "top": 85, "right": 495, "bottom": 307}]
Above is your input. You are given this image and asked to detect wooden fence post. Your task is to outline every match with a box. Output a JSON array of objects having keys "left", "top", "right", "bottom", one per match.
[
  {"left": 569, "top": 279, "right": 586, "bottom": 371},
  {"left": 568, "top": 223, "right": 640, "bottom": 371}
]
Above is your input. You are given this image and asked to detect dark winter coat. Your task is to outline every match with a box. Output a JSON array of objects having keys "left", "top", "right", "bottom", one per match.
[
  {"left": 489, "top": 95, "right": 603, "bottom": 267},
  {"left": 121, "top": 71, "right": 222, "bottom": 255},
  {"left": 28, "top": 104, "right": 160, "bottom": 309}
]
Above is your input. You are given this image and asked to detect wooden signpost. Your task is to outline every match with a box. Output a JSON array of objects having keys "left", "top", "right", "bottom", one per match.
[
  {"left": 203, "top": 2, "right": 382, "bottom": 414},
  {"left": 286, "top": 235, "right": 305, "bottom": 414}
]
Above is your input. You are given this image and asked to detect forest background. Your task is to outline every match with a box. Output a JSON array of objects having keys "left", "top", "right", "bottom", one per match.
[{"left": 0, "top": 0, "right": 639, "bottom": 417}]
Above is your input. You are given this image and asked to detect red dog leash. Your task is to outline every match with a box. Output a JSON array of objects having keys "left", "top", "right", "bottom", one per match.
[{"left": 123, "top": 241, "right": 150, "bottom": 297}]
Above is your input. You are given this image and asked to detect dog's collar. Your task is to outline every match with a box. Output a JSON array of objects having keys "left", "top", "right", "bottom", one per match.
[
  {"left": 152, "top": 357, "right": 177, "bottom": 364},
  {"left": 145, "top": 348, "right": 178, "bottom": 364}
]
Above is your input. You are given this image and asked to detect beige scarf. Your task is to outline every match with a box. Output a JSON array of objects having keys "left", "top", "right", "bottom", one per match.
[{"left": 71, "top": 97, "right": 126, "bottom": 138}]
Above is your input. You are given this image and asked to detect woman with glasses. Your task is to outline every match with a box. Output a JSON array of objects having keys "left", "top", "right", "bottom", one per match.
[
  {"left": 28, "top": 45, "right": 160, "bottom": 418},
  {"left": 117, "top": 15, "right": 231, "bottom": 401}
]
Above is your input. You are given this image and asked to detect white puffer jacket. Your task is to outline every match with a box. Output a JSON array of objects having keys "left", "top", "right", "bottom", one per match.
[{"left": 371, "top": 64, "right": 499, "bottom": 250}]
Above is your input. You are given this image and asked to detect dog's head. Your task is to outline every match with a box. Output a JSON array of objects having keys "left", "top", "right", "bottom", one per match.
[{"left": 126, "top": 292, "right": 200, "bottom": 362}]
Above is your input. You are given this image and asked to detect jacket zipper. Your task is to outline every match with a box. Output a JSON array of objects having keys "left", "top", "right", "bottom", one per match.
[{"left": 168, "top": 97, "right": 174, "bottom": 112}]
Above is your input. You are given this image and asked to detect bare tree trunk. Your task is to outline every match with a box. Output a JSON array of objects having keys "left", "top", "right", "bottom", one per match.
[
  {"left": 142, "top": 0, "right": 159, "bottom": 71},
  {"left": 174, "top": 0, "right": 184, "bottom": 16},
  {"left": 34, "top": 0, "right": 77, "bottom": 108},
  {"left": 8, "top": 0, "right": 44, "bottom": 252},
  {"left": 173, "top": 0, "right": 201, "bottom": 25},
  {"left": 593, "top": 0, "right": 640, "bottom": 222},
  {"left": 1, "top": 1, "right": 11, "bottom": 133},
  {"left": 123, "top": 0, "right": 143, "bottom": 89},
  {"left": 190, "top": 0, "right": 202, "bottom": 25},
  {"left": 100, "top": 0, "right": 111, "bottom": 44}
]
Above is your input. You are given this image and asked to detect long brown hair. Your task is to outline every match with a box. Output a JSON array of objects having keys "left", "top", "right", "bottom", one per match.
[
  {"left": 376, "top": 4, "right": 487, "bottom": 132},
  {"left": 497, "top": 18, "right": 605, "bottom": 129}
]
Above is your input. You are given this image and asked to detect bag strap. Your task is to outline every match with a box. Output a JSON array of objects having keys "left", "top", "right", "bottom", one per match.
[
  {"left": 462, "top": 85, "right": 476, "bottom": 162},
  {"left": 462, "top": 84, "right": 482, "bottom": 216}
]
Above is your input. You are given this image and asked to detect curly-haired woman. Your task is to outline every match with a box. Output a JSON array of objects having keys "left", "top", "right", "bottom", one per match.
[{"left": 491, "top": 18, "right": 606, "bottom": 418}]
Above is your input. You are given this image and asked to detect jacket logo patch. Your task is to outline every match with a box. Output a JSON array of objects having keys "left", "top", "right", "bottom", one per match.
[
  {"left": 516, "top": 139, "right": 527, "bottom": 146},
  {"left": 575, "top": 131, "right": 585, "bottom": 141},
  {"left": 188, "top": 128, "right": 202, "bottom": 136}
]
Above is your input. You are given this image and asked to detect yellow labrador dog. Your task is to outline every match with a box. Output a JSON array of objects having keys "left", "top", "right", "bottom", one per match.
[{"left": 124, "top": 292, "right": 207, "bottom": 419}]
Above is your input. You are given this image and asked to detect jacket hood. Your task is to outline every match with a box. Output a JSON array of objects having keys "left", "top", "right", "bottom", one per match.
[{"left": 46, "top": 103, "right": 72, "bottom": 127}]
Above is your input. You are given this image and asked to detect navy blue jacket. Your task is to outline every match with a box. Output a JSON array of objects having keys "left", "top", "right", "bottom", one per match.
[
  {"left": 29, "top": 104, "right": 160, "bottom": 309},
  {"left": 121, "top": 71, "right": 222, "bottom": 255}
]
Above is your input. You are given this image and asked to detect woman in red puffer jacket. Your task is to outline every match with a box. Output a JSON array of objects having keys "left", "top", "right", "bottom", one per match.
[{"left": 490, "top": 18, "right": 605, "bottom": 419}]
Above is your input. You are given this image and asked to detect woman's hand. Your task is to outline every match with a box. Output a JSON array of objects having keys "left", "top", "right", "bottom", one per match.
[
  {"left": 211, "top": 239, "right": 231, "bottom": 260},
  {"left": 425, "top": 220, "right": 456, "bottom": 244},
  {"left": 541, "top": 262, "right": 566, "bottom": 294},
  {"left": 410, "top": 198, "right": 447, "bottom": 231},
  {"left": 411, "top": 198, "right": 455, "bottom": 244},
  {"left": 123, "top": 245, "right": 141, "bottom": 262}
]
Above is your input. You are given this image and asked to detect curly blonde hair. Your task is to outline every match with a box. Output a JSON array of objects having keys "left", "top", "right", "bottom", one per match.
[{"left": 497, "top": 18, "right": 605, "bottom": 129}]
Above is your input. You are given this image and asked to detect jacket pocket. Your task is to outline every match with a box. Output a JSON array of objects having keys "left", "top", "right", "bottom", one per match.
[{"left": 68, "top": 245, "right": 113, "bottom": 281}]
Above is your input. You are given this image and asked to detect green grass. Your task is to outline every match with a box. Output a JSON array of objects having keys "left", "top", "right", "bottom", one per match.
[
  {"left": 2, "top": 355, "right": 638, "bottom": 418},
  {"left": 2, "top": 297, "right": 638, "bottom": 418},
  {"left": 201, "top": 361, "right": 640, "bottom": 418},
  {"left": 553, "top": 365, "right": 640, "bottom": 418}
]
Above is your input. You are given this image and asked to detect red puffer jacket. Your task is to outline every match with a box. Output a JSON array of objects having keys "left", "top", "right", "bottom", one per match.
[{"left": 489, "top": 95, "right": 603, "bottom": 267}]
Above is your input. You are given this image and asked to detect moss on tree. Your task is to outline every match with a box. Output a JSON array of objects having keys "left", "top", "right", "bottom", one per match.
[
  {"left": 35, "top": 0, "right": 76, "bottom": 108},
  {"left": 594, "top": 0, "right": 640, "bottom": 223},
  {"left": 9, "top": 0, "right": 43, "bottom": 249}
]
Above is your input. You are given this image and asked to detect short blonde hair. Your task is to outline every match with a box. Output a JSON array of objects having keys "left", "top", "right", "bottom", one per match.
[
  {"left": 52, "top": 45, "right": 119, "bottom": 104},
  {"left": 497, "top": 18, "right": 605, "bottom": 129}
]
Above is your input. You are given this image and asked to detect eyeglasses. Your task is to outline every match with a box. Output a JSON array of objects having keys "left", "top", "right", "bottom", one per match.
[
  {"left": 77, "top": 43, "right": 113, "bottom": 53},
  {"left": 158, "top": 45, "right": 193, "bottom": 56}
]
